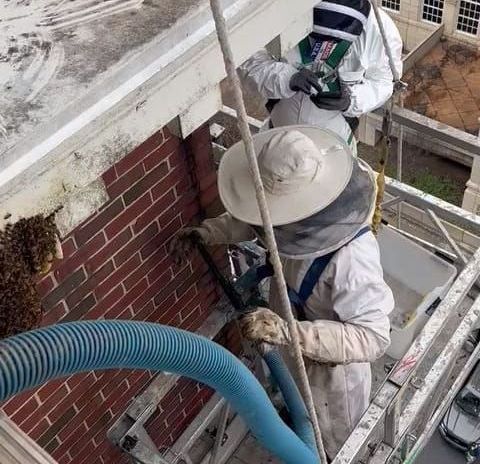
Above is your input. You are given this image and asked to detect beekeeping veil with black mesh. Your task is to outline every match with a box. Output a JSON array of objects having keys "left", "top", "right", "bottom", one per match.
[{"left": 253, "top": 158, "right": 376, "bottom": 259}]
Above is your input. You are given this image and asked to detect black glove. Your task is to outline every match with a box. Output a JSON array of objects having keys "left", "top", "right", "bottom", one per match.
[
  {"left": 289, "top": 68, "right": 322, "bottom": 95},
  {"left": 310, "top": 84, "right": 351, "bottom": 112}
]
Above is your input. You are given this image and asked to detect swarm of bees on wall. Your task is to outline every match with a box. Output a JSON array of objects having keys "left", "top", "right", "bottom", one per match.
[{"left": 0, "top": 214, "right": 60, "bottom": 339}]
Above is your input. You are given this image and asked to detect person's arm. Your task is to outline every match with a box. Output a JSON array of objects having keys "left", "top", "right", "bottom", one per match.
[
  {"left": 296, "top": 280, "right": 393, "bottom": 364},
  {"left": 241, "top": 276, "right": 392, "bottom": 364},
  {"left": 240, "top": 49, "right": 299, "bottom": 100},
  {"left": 202, "top": 213, "right": 255, "bottom": 244},
  {"left": 342, "top": 13, "right": 403, "bottom": 118},
  {"left": 240, "top": 236, "right": 394, "bottom": 364},
  {"left": 169, "top": 213, "right": 255, "bottom": 262},
  {"left": 296, "top": 235, "right": 394, "bottom": 364}
]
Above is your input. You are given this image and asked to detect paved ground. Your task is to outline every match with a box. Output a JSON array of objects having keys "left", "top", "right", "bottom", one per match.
[
  {"left": 415, "top": 430, "right": 465, "bottom": 464},
  {"left": 404, "top": 41, "right": 480, "bottom": 135}
]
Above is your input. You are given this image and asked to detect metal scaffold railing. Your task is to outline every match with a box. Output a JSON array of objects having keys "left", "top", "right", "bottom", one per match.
[
  {"left": 215, "top": 102, "right": 480, "bottom": 464},
  {"left": 332, "top": 182, "right": 480, "bottom": 464},
  {"left": 182, "top": 1, "right": 480, "bottom": 461}
]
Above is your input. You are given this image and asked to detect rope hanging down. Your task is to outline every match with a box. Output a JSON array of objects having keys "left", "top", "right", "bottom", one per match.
[
  {"left": 371, "top": 95, "right": 395, "bottom": 235},
  {"left": 369, "top": 0, "right": 401, "bottom": 83},
  {"left": 208, "top": 1, "right": 327, "bottom": 462},
  {"left": 369, "top": 0, "right": 407, "bottom": 235}
]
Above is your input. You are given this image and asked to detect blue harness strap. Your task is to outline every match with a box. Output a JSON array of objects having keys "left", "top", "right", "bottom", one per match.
[
  {"left": 241, "top": 227, "right": 371, "bottom": 319},
  {"left": 287, "top": 251, "right": 337, "bottom": 321},
  {"left": 288, "top": 226, "right": 371, "bottom": 321}
]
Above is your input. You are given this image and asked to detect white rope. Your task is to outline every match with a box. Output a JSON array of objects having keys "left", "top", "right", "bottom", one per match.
[
  {"left": 208, "top": 0, "right": 327, "bottom": 462},
  {"left": 369, "top": 0, "right": 407, "bottom": 233}
]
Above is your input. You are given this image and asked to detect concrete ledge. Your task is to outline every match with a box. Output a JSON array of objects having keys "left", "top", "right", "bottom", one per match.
[
  {"left": 179, "top": 85, "right": 223, "bottom": 138},
  {"left": 363, "top": 108, "right": 477, "bottom": 167},
  {"left": 0, "top": 413, "right": 57, "bottom": 464},
  {"left": 0, "top": 0, "right": 319, "bottom": 232},
  {"left": 403, "top": 25, "right": 444, "bottom": 72}
]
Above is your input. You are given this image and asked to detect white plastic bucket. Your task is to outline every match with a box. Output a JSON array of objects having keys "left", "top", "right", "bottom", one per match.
[{"left": 377, "top": 226, "right": 458, "bottom": 360}]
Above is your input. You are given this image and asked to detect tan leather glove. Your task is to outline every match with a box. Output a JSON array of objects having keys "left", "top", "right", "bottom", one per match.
[
  {"left": 169, "top": 226, "right": 212, "bottom": 265},
  {"left": 239, "top": 308, "right": 290, "bottom": 346}
]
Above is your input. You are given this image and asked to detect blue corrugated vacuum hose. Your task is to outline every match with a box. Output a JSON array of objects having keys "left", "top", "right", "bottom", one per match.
[
  {"left": 261, "top": 346, "right": 317, "bottom": 455},
  {"left": 0, "top": 320, "right": 319, "bottom": 464}
]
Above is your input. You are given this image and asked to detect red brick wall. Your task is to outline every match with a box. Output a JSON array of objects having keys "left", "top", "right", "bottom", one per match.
[{"left": 1, "top": 124, "right": 227, "bottom": 464}]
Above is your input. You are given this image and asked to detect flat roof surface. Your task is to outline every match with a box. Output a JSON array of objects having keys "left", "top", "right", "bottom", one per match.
[{"left": 0, "top": 0, "right": 203, "bottom": 160}]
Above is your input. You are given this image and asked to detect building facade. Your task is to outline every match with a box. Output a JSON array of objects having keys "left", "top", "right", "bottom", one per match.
[
  {"left": 1, "top": 124, "right": 228, "bottom": 463},
  {"left": 380, "top": 0, "right": 480, "bottom": 50}
]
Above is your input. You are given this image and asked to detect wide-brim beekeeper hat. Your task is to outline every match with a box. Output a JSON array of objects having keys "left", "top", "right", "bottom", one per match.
[{"left": 218, "top": 126, "right": 376, "bottom": 258}]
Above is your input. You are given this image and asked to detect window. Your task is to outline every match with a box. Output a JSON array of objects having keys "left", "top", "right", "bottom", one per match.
[
  {"left": 381, "top": 0, "right": 400, "bottom": 12},
  {"left": 457, "top": 0, "right": 480, "bottom": 35},
  {"left": 422, "top": 0, "right": 444, "bottom": 23}
]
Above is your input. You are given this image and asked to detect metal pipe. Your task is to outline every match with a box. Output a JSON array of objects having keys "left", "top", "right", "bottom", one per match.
[
  {"left": 209, "top": 403, "right": 230, "bottom": 464},
  {"left": 387, "top": 295, "right": 480, "bottom": 463},
  {"left": 397, "top": 295, "right": 480, "bottom": 462},
  {"left": 360, "top": 294, "right": 480, "bottom": 463},
  {"left": 382, "top": 196, "right": 402, "bottom": 210},
  {"left": 396, "top": 103, "right": 404, "bottom": 229},
  {"left": 385, "top": 177, "right": 480, "bottom": 234},
  {"left": 427, "top": 209, "right": 468, "bottom": 265},
  {"left": 399, "top": 295, "right": 480, "bottom": 431}
]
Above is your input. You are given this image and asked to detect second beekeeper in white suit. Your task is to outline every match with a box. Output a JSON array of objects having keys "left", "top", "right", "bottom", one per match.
[{"left": 240, "top": 0, "right": 403, "bottom": 152}]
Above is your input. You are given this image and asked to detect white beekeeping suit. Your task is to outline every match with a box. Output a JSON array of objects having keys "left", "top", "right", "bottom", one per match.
[
  {"left": 171, "top": 127, "right": 394, "bottom": 459},
  {"left": 240, "top": 0, "right": 403, "bottom": 151}
]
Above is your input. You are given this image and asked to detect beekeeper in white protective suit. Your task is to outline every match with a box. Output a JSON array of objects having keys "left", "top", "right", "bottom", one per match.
[
  {"left": 240, "top": 0, "right": 403, "bottom": 153},
  {"left": 171, "top": 126, "right": 394, "bottom": 460}
]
